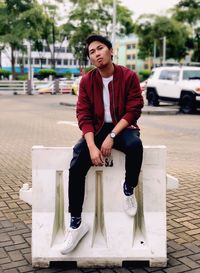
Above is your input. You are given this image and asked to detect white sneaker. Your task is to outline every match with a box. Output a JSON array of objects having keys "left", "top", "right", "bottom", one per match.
[
  {"left": 122, "top": 182, "right": 137, "bottom": 217},
  {"left": 60, "top": 222, "right": 89, "bottom": 255}
]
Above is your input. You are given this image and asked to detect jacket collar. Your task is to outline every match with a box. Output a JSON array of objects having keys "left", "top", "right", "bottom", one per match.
[{"left": 95, "top": 63, "right": 121, "bottom": 83}]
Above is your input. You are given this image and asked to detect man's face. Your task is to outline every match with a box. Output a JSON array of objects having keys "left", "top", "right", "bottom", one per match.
[{"left": 88, "top": 41, "right": 113, "bottom": 69}]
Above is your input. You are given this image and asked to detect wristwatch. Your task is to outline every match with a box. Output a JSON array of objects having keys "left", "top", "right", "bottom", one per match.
[{"left": 110, "top": 131, "right": 116, "bottom": 139}]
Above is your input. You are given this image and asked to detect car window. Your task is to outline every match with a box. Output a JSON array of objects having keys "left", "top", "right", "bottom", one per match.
[
  {"left": 159, "top": 70, "right": 169, "bottom": 80},
  {"left": 183, "top": 70, "right": 200, "bottom": 80},
  {"left": 168, "top": 71, "right": 179, "bottom": 81},
  {"left": 159, "top": 70, "right": 179, "bottom": 81}
]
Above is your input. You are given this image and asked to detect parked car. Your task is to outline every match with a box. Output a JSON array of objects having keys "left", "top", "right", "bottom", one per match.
[
  {"left": 146, "top": 66, "right": 200, "bottom": 113},
  {"left": 35, "top": 82, "right": 56, "bottom": 95},
  {"left": 59, "top": 79, "right": 74, "bottom": 94},
  {"left": 35, "top": 79, "right": 74, "bottom": 94},
  {"left": 71, "top": 77, "right": 82, "bottom": 95}
]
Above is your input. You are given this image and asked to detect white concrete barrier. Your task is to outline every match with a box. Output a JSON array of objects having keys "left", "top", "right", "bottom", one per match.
[{"left": 19, "top": 145, "right": 179, "bottom": 268}]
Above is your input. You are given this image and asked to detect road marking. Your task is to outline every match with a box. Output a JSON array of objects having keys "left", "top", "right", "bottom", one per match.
[{"left": 57, "top": 121, "right": 78, "bottom": 127}]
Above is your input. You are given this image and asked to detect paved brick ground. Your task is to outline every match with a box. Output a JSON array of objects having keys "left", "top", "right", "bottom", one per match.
[{"left": 0, "top": 94, "right": 200, "bottom": 273}]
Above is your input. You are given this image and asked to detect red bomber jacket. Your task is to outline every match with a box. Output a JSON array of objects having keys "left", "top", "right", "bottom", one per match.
[{"left": 76, "top": 64, "right": 144, "bottom": 136}]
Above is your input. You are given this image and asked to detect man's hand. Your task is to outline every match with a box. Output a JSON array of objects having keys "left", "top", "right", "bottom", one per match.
[
  {"left": 101, "top": 135, "right": 114, "bottom": 157},
  {"left": 89, "top": 145, "right": 104, "bottom": 166}
]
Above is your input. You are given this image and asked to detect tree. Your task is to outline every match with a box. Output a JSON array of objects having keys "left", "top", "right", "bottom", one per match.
[
  {"left": 171, "top": 0, "right": 200, "bottom": 62},
  {"left": 135, "top": 15, "right": 191, "bottom": 62},
  {"left": 62, "top": 0, "right": 135, "bottom": 66},
  {"left": 0, "top": 0, "right": 45, "bottom": 79},
  {"left": 172, "top": 0, "right": 200, "bottom": 26}
]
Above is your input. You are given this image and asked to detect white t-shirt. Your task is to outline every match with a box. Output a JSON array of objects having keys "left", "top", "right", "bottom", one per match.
[{"left": 102, "top": 76, "right": 113, "bottom": 122}]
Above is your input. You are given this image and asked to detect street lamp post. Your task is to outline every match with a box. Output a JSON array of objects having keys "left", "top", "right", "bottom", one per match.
[{"left": 153, "top": 37, "right": 166, "bottom": 66}]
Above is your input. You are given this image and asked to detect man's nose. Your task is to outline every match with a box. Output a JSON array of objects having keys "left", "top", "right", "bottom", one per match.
[{"left": 95, "top": 51, "right": 100, "bottom": 57}]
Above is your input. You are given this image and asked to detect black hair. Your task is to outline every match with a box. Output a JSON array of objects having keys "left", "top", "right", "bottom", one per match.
[{"left": 85, "top": 34, "right": 112, "bottom": 57}]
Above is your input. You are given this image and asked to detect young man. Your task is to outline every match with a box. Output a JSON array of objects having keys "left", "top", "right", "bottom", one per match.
[{"left": 60, "top": 34, "right": 143, "bottom": 255}]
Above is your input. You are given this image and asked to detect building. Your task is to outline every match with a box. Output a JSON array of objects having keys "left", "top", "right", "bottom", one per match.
[
  {"left": 0, "top": 39, "right": 89, "bottom": 78},
  {"left": 115, "top": 34, "right": 150, "bottom": 72}
]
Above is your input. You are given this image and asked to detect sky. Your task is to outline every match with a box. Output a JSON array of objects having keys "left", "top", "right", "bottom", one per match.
[{"left": 121, "top": 0, "right": 181, "bottom": 19}]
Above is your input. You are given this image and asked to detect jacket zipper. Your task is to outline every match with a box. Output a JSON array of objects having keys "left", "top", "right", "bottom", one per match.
[
  {"left": 95, "top": 80, "right": 105, "bottom": 135},
  {"left": 112, "top": 80, "right": 117, "bottom": 123}
]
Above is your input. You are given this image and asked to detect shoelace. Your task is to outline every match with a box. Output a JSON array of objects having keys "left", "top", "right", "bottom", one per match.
[
  {"left": 64, "top": 229, "right": 73, "bottom": 244},
  {"left": 127, "top": 196, "right": 135, "bottom": 208}
]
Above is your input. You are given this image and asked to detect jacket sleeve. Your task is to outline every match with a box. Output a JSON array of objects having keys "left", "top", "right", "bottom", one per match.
[
  {"left": 76, "top": 77, "right": 95, "bottom": 136},
  {"left": 122, "top": 72, "right": 144, "bottom": 124}
]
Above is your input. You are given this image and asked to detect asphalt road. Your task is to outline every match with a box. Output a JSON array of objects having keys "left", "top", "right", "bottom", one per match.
[{"left": 0, "top": 94, "right": 200, "bottom": 273}]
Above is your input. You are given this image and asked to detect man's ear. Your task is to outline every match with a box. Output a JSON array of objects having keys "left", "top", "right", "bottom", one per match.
[{"left": 110, "top": 48, "right": 113, "bottom": 56}]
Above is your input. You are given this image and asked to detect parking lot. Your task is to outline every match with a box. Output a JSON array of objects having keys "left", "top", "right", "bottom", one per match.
[{"left": 0, "top": 94, "right": 200, "bottom": 273}]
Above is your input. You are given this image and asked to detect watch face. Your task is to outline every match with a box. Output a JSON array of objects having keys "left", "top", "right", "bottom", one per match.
[{"left": 110, "top": 132, "right": 116, "bottom": 138}]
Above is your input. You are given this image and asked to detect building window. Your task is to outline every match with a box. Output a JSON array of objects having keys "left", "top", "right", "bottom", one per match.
[
  {"left": 25, "top": 58, "right": 28, "bottom": 65},
  {"left": 56, "top": 59, "right": 62, "bottom": 65},
  {"left": 55, "top": 47, "right": 60, "bottom": 52},
  {"left": 41, "top": 58, "right": 46, "bottom": 65},
  {"left": 127, "top": 55, "right": 131, "bottom": 60},
  {"left": 63, "top": 59, "right": 68, "bottom": 65},
  {"left": 69, "top": 59, "right": 73, "bottom": 65},
  {"left": 35, "top": 58, "right": 40, "bottom": 65},
  {"left": 48, "top": 59, "right": 51, "bottom": 65},
  {"left": 60, "top": 47, "right": 65, "bottom": 53},
  {"left": 44, "top": 46, "right": 50, "bottom": 52},
  {"left": 67, "top": 47, "right": 72, "bottom": 53},
  {"left": 126, "top": 44, "right": 136, "bottom": 50}
]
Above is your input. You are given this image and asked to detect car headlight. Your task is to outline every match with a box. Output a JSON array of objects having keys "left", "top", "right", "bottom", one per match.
[{"left": 195, "top": 87, "right": 200, "bottom": 92}]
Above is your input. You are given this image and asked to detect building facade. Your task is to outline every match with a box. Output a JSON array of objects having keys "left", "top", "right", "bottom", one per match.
[
  {"left": 0, "top": 39, "right": 89, "bottom": 78},
  {"left": 115, "top": 34, "right": 150, "bottom": 72}
]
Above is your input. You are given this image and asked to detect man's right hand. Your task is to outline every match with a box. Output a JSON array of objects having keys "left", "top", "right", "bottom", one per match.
[
  {"left": 84, "top": 131, "right": 104, "bottom": 166},
  {"left": 89, "top": 145, "right": 104, "bottom": 166}
]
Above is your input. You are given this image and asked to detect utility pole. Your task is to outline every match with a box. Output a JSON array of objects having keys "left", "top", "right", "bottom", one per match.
[
  {"left": 27, "top": 41, "right": 33, "bottom": 95},
  {"left": 163, "top": 36, "right": 166, "bottom": 65},
  {"left": 153, "top": 40, "right": 157, "bottom": 67},
  {"left": 112, "top": 0, "right": 116, "bottom": 61}
]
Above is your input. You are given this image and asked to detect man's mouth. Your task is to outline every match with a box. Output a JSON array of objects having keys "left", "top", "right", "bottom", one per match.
[{"left": 97, "top": 58, "right": 103, "bottom": 63}]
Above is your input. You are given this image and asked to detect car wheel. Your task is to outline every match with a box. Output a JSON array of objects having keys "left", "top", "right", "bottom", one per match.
[
  {"left": 180, "top": 94, "right": 196, "bottom": 114},
  {"left": 147, "top": 90, "right": 159, "bottom": 106}
]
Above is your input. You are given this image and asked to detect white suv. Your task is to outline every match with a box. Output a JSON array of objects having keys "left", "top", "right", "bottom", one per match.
[{"left": 146, "top": 66, "right": 200, "bottom": 113}]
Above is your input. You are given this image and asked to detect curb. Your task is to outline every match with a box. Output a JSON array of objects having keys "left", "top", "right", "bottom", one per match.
[{"left": 60, "top": 102, "right": 179, "bottom": 115}]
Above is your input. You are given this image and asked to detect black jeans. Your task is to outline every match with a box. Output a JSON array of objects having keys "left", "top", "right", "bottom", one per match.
[{"left": 68, "top": 123, "right": 143, "bottom": 216}]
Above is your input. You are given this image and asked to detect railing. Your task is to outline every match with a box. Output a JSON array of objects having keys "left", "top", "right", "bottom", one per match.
[
  {"left": 32, "top": 80, "right": 54, "bottom": 93},
  {"left": 0, "top": 81, "right": 27, "bottom": 95},
  {"left": 0, "top": 79, "right": 73, "bottom": 95}
]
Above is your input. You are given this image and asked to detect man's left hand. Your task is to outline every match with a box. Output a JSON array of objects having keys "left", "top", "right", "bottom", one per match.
[{"left": 101, "top": 135, "right": 114, "bottom": 157}]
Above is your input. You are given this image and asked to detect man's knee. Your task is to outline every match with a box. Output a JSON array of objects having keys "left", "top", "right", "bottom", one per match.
[{"left": 126, "top": 137, "right": 143, "bottom": 156}]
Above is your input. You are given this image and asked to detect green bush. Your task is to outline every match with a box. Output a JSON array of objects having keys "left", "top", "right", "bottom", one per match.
[
  {"left": 0, "top": 69, "right": 11, "bottom": 79},
  {"left": 64, "top": 72, "right": 72, "bottom": 79},
  {"left": 16, "top": 74, "right": 28, "bottom": 80},
  {"left": 138, "top": 69, "right": 151, "bottom": 81},
  {"left": 84, "top": 66, "right": 95, "bottom": 73},
  {"left": 39, "top": 69, "right": 56, "bottom": 78}
]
